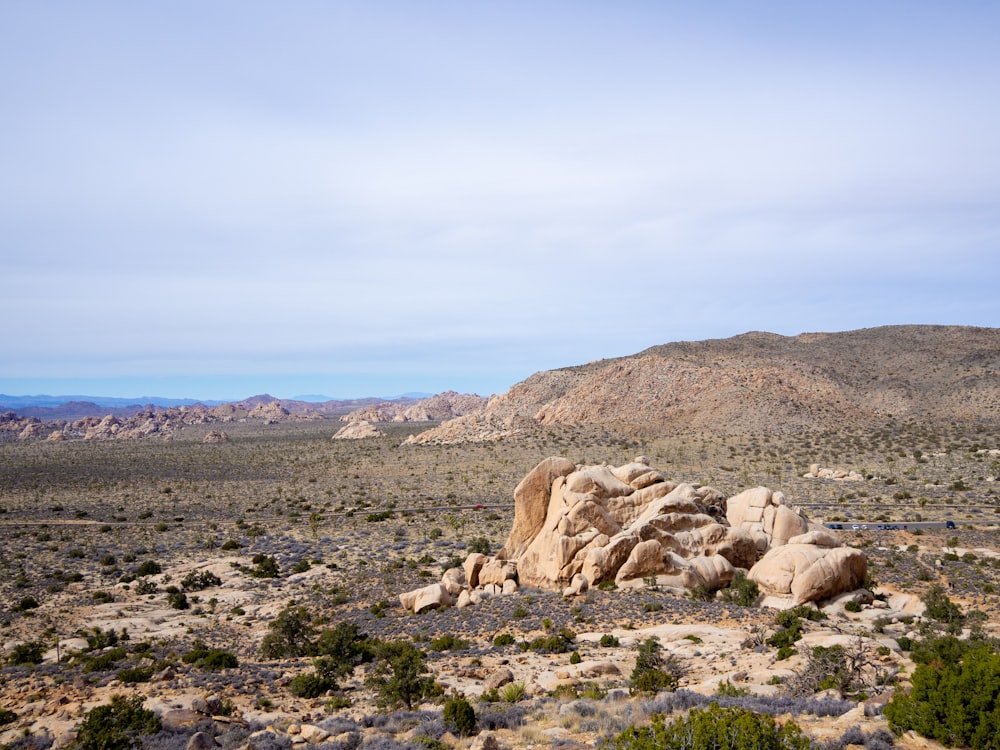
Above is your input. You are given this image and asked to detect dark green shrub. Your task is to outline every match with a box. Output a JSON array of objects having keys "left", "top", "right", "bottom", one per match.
[
  {"left": 443, "top": 692, "right": 477, "bottom": 737},
  {"left": 467, "top": 537, "right": 491, "bottom": 555},
  {"left": 92, "top": 591, "right": 114, "bottom": 603},
  {"left": 181, "top": 570, "right": 222, "bottom": 590},
  {"left": 717, "top": 572, "right": 759, "bottom": 606},
  {"left": 135, "top": 561, "right": 161, "bottom": 577},
  {"left": 600, "top": 633, "right": 620, "bottom": 648},
  {"left": 885, "top": 643, "right": 1000, "bottom": 749},
  {"left": 570, "top": 651, "right": 582, "bottom": 665},
  {"left": 117, "top": 665, "right": 155, "bottom": 683},
  {"left": 630, "top": 638, "right": 680, "bottom": 695},
  {"left": 313, "top": 621, "right": 374, "bottom": 675},
  {"left": 182, "top": 643, "right": 238, "bottom": 670},
  {"left": 430, "top": 634, "right": 470, "bottom": 652},
  {"left": 921, "top": 584, "right": 964, "bottom": 631},
  {"left": 365, "top": 640, "right": 441, "bottom": 710},
  {"left": 260, "top": 602, "right": 317, "bottom": 659},
  {"left": 603, "top": 703, "right": 811, "bottom": 750},
  {"left": 844, "top": 600, "right": 862, "bottom": 612},
  {"left": 75, "top": 694, "right": 161, "bottom": 750},
  {"left": 167, "top": 590, "right": 189, "bottom": 609},
  {"left": 221, "top": 539, "right": 241, "bottom": 550},
  {"left": 493, "top": 634, "right": 516, "bottom": 648},
  {"left": 250, "top": 554, "right": 279, "bottom": 578},
  {"left": 0, "top": 708, "right": 16, "bottom": 726},
  {"left": 14, "top": 596, "right": 39, "bottom": 612},
  {"left": 7, "top": 640, "right": 45, "bottom": 665},
  {"left": 292, "top": 559, "right": 311, "bottom": 574}
]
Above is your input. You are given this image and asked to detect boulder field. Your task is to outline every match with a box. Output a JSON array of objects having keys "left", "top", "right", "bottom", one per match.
[{"left": 399, "top": 457, "right": 867, "bottom": 612}]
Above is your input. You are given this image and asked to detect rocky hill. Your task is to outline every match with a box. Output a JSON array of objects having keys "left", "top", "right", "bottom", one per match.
[
  {"left": 340, "top": 390, "right": 488, "bottom": 424},
  {"left": 406, "top": 325, "right": 1000, "bottom": 443}
]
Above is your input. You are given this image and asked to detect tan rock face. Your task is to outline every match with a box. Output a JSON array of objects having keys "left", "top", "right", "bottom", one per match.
[{"left": 398, "top": 456, "right": 867, "bottom": 610}]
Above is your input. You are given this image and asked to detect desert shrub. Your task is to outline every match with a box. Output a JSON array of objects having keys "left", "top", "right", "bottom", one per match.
[
  {"left": 135, "top": 560, "right": 162, "bottom": 576},
  {"left": 602, "top": 702, "right": 812, "bottom": 750},
  {"left": 289, "top": 665, "right": 337, "bottom": 699},
  {"left": 429, "top": 634, "right": 469, "bottom": 652},
  {"left": 82, "top": 647, "right": 128, "bottom": 672},
  {"left": 458, "top": 535, "right": 487, "bottom": 555},
  {"left": 116, "top": 664, "right": 155, "bottom": 683},
  {"left": 630, "top": 638, "right": 681, "bottom": 695},
  {"left": 600, "top": 633, "right": 620, "bottom": 648},
  {"left": 493, "top": 634, "right": 516, "bottom": 648},
  {"left": 75, "top": 694, "right": 161, "bottom": 750},
  {"left": 260, "top": 602, "right": 318, "bottom": 659},
  {"left": 687, "top": 583, "right": 715, "bottom": 602},
  {"left": 7, "top": 640, "right": 45, "bottom": 665},
  {"left": 92, "top": 591, "right": 114, "bottom": 603},
  {"left": 0, "top": 708, "right": 16, "bottom": 726},
  {"left": 14, "top": 595, "right": 39, "bottom": 612},
  {"left": 135, "top": 578, "right": 158, "bottom": 595},
  {"left": 314, "top": 621, "right": 375, "bottom": 674},
  {"left": 718, "top": 572, "right": 760, "bottom": 607},
  {"left": 166, "top": 590, "right": 189, "bottom": 610},
  {"left": 844, "top": 600, "right": 862, "bottom": 613},
  {"left": 221, "top": 539, "right": 242, "bottom": 550},
  {"left": 716, "top": 679, "right": 752, "bottom": 697},
  {"left": 921, "top": 584, "right": 964, "bottom": 632},
  {"left": 499, "top": 682, "right": 526, "bottom": 703},
  {"left": 182, "top": 642, "right": 238, "bottom": 670},
  {"left": 570, "top": 651, "right": 582, "bottom": 664},
  {"left": 884, "top": 643, "right": 1000, "bottom": 749},
  {"left": 83, "top": 627, "right": 119, "bottom": 650},
  {"left": 442, "top": 693, "right": 477, "bottom": 737},
  {"left": 520, "top": 629, "right": 576, "bottom": 654},
  {"left": 365, "top": 640, "right": 441, "bottom": 710},
  {"left": 293, "top": 559, "right": 311, "bottom": 574},
  {"left": 181, "top": 570, "right": 222, "bottom": 590},
  {"left": 251, "top": 554, "right": 280, "bottom": 578},
  {"left": 477, "top": 703, "right": 525, "bottom": 730}
]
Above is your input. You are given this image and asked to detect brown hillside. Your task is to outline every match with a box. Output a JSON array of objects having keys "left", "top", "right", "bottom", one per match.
[{"left": 407, "top": 325, "right": 1000, "bottom": 442}]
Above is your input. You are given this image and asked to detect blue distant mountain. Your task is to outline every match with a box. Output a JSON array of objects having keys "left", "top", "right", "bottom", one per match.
[{"left": 0, "top": 394, "right": 227, "bottom": 410}]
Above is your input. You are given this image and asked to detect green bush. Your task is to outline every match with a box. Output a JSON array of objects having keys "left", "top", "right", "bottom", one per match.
[
  {"left": 443, "top": 692, "right": 477, "bottom": 737},
  {"left": 117, "top": 665, "right": 155, "bottom": 683},
  {"left": 602, "top": 703, "right": 811, "bottom": 750},
  {"left": 630, "top": 638, "right": 680, "bottom": 695},
  {"left": 600, "top": 634, "right": 620, "bottom": 648},
  {"left": 14, "top": 596, "right": 39, "bottom": 612},
  {"left": 430, "top": 634, "right": 470, "bottom": 652},
  {"left": 181, "top": 569, "right": 222, "bottom": 590},
  {"left": 182, "top": 642, "right": 238, "bottom": 670},
  {"left": 250, "top": 554, "right": 279, "bottom": 578},
  {"left": 135, "top": 560, "right": 162, "bottom": 577},
  {"left": 717, "top": 572, "right": 759, "bottom": 607},
  {"left": 365, "top": 640, "right": 441, "bottom": 710},
  {"left": 260, "top": 602, "right": 318, "bottom": 659},
  {"left": 0, "top": 708, "right": 16, "bottom": 726},
  {"left": 844, "top": 600, "right": 862, "bottom": 612},
  {"left": 885, "top": 643, "right": 1000, "bottom": 749},
  {"left": 493, "top": 633, "right": 516, "bottom": 648},
  {"left": 7, "top": 640, "right": 45, "bottom": 665},
  {"left": 75, "top": 695, "right": 161, "bottom": 750},
  {"left": 166, "top": 590, "right": 189, "bottom": 610}
]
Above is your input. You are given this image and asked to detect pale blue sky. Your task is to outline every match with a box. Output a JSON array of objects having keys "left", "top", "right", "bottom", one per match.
[{"left": 2, "top": 2, "right": 998, "bottom": 400}]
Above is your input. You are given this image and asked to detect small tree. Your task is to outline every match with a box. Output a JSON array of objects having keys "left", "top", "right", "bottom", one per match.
[
  {"left": 630, "top": 637, "right": 681, "bottom": 695},
  {"left": 260, "top": 602, "right": 317, "bottom": 659},
  {"left": 365, "top": 640, "right": 440, "bottom": 709},
  {"left": 443, "top": 692, "right": 477, "bottom": 737}
]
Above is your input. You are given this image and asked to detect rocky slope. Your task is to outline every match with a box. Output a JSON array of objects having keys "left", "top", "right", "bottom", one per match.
[
  {"left": 407, "top": 325, "right": 1000, "bottom": 442},
  {"left": 340, "top": 390, "right": 487, "bottom": 424}
]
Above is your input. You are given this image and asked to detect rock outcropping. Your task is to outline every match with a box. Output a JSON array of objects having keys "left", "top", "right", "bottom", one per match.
[{"left": 399, "top": 457, "right": 866, "bottom": 612}]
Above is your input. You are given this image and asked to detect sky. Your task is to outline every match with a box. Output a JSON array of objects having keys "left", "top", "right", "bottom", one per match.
[{"left": 2, "top": 2, "right": 998, "bottom": 401}]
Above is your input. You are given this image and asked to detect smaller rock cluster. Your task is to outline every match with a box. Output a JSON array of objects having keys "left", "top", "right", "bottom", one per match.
[{"left": 802, "top": 464, "right": 865, "bottom": 481}]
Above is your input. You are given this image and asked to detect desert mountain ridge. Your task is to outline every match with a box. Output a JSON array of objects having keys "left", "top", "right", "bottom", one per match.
[
  {"left": 0, "top": 391, "right": 486, "bottom": 442},
  {"left": 407, "top": 324, "right": 1000, "bottom": 443}
]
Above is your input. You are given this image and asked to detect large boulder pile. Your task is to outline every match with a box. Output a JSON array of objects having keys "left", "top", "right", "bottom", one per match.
[{"left": 399, "top": 457, "right": 867, "bottom": 612}]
